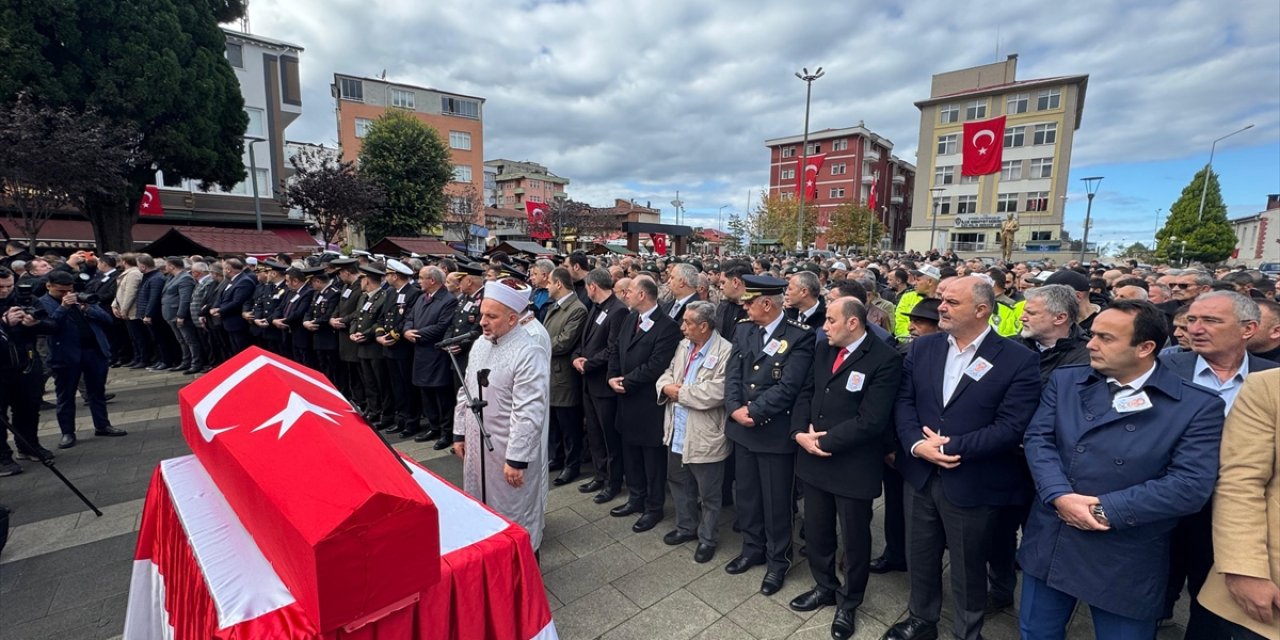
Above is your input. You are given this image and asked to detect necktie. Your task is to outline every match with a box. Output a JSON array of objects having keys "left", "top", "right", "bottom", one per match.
[
  {"left": 758, "top": 326, "right": 767, "bottom": 351},
  {"left": 1107, "top": 381, "right": 1124, "bottom": 395},
  {"left": 832, "top": 348, "right": 848, "bottom": 374}
]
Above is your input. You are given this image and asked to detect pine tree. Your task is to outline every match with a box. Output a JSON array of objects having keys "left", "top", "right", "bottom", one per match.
[{"left": 1155, "top": 168, "right": 1237, "bottom": 265}]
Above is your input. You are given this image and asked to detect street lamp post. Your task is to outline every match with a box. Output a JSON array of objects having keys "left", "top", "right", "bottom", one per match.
[
  {"left": 243, "top": 135, "right": 267, "bottom": 232},
  {"left": 1153, "top": 207, "right": 1162, "bottom": 248},
  {"left": 670, "top": 192, "right": 684, "bottom": 227},
  {"left": 1197, "top": 124, "right": 1254, "bottom": 222},
  {"left": 1079, "top": 176, "right": 1104, "bottom": 264},
  {"left": 794, "top": 67, "right": 824, "bottom": 254},
  {"left": 718, "top": 205, "right": 729, "bottom": 232},
  {"left": 1180, "top": 240, "right": 1188, "bottom": 267},
  {"left": 928, "top": 187, "right": 945, "bottom": 253}
]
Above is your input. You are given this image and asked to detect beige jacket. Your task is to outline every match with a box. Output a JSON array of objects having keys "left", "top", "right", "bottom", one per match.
[
  {"left": 655, "top": 332, "right": 733, "bottom": 464},
  {"left": 112, "top": 267, "right": 143, "bottom": 320},
  {"left": 1199, "top": 368, "right": 1280, "bottom": 639}
]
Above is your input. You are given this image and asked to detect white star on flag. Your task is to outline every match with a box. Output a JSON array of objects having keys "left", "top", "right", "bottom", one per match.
[{"left": 251, "top": 391, "right": 343, "bottom": 439}]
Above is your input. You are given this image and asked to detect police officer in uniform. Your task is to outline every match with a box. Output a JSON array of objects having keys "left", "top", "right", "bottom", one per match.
[
  {"left": 352, "top": 263, "right": 392, "bottom": 430},
  {"left": 376, "top": 259, "right": 421, "bottom": 437},
  {"left": 271, "top": 267, "right": 314, "bottom": 366},
  {"left": 439, "top": 262, "right": 487, "bottom": 439},
  {"left": 329, "top": 258, "right": 364, "bottom": 408},
  {"left": 252, "top": 261, "right": 288, "bottom": 355},
  {"left": 723, "top": 274, "right": 815, "bottom": 596},
  {"left": 246, "top": 262, "right": 272, "bottom": 346},
  {"left": 302, "top": 266, "right": 341, "bottom": 381}
]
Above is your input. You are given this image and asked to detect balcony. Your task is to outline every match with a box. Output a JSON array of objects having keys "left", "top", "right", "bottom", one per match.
[
  {"left": 862, "top": 173, "right": 875, "bottom": 184},
  {"left": 512, "top": 187, "right": 526, "bottom": 195},
  {"left": 892, "top": 175, "right": 906, "bottom": 185},
  {"left": 863, "top": 149, "right": 881, "bottom": 163},
  {"left": 890, "top": 196, "right": 904, "bottom": 205},
  {"left": 949, "top": 241, "right": 990, "bottom": 252}
]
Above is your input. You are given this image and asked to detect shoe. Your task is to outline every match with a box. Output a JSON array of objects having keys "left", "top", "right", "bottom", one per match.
[
  {"left": 663, "top": 530, "right": 698, "bottom": 546},
  {"left": 0, "top": 459, "right": 21, "bottom": 476},
  {"left": 593, "top": 487, "right": 619, "bottom": 504},
  {"left": 724, "top": 554, "right": 765, "bottom": 575},
  {"left": 883, "top": 616, "right": 937, "bottom": 640},
  {"left": 127, "top": 362, "right": 148, "bottom": 370},
  {"left": 378, "top": 422, "right": 399, "bottom": 433},
  {"left": 789, "top": 588, "right": 836, "bottom": 612},
  {"left": 579, "top": 478, "right": 605, "bottom": 494},
  {"left": 553, "top": 469, "right": 580, "bottom": 487},
  {"left": 693, "top": 544, "right": 716, "bottom": 564},
  {"left": 632, "top": 513, "right": 662, "bottom": 533},
  {"left": 397, "top": 429, "right": 420, "bottom": 440},
  {"left": 868, "top": 556, "right": 908, "bottom": 574},
  {"left": 830, "top": 608, "right": 856, "bottom": 640},
  {"left": 432, "top": 436, "right": 453, "bottom": 451},
  {"left": 94, "top": 426, "right": 128, "bottom": 437},
  {"left": 199, "top": 366, "right": 212, "bottom": 373},
  {"left": 548, "top": 461, "right": 565, "bottom": 472},
  {"left": 985, "top": 596, "right": 1014, "bottom": 616},
  {"left": 183, "top": 367, "right": 202, "bottom": 375},
  {"left": 610, "top": 502, "right": 642, "bottom": 517},
  {"left": 414, "top": 429, "right": 440, "bottom": 443},
  {"left": 15, "top": 448, "right": 53, "bottom": 461},
  {"left": 58, "top": 434, "right": 76, "bottom": 449},
  {"left": 760, "top": 570, "right": 787, "bottom": 595},
  {"left": 147, "top": 364, "right": 170, "bottom": 372}
]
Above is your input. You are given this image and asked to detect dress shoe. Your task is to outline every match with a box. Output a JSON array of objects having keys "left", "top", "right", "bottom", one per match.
[
  {"left": 609, "top": 502, "right": 642, "bottom": 517},
  {"left": 592, "top": 487, "right": 619, "bottom": 504},
  {"left": 760, "top": 570, "right": 787, "bottom": 595},
  {"left": 724, "top": 554, "right": 765, "bottom": 575},
  {"left": 94, "top": 426, "right": 128, "bottom": 437},
  {"left": 199, "top": 366, "right": 212, "bottom": 373},
  {"left": 58, "top": 434, "right": 76, "bottom": 449},
  {"left": 693, "top": 544, "right": 716, "bottom": 564},
  {"left": 414, "top": 429, "right": 441, "bottom": 443},
  {"left": 632, "top": 512, "right": 662, "bottom": 533},
  {"left": 378, "top": 422, "right": 398, "bottom": 433},
  {"left": 552, "top": 468, "right": 580, "bottom": 486},
  {"left": 397, "top": 429, "right": 420, "bottom": 440},
  {"left": 15, "top": 448, "right": 53, "bottom": 461},
  {"left": 663, "top": 530, "right": 698, "bottom": 546},
  {"left": 127, "top": 362, "right": 148, "bottom": 370},
  {"left": 183, "top": 367, "right": 202, "bottom": 375},
  {"left": 432, "top": 436, "right": 453, "bottom": 451},
  {"left": 789, "top": 588, "right": 836, "bottom": 612},
  {"left": 883, "top": 616, "right": 937, "bottom": 640},
  {"left": 578, "top": 478, "right": 605, "bottom": 494},
  {"left": 830, "top": 608, "right": 856, "bottom": 640},
  {"left": 868, "top": 556, "right": 907, "bottom": 574}
]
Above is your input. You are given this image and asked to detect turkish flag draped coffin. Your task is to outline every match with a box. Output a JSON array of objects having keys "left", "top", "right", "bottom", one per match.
[
  {"left": 961, "top": 116, "right": 1006, "bottom": 176},
  {"left": 177, "top": 347, "right": 440, "bottom": 632},
  {"left": 794, "top": 153, "right": 827, "bottom": 200}
]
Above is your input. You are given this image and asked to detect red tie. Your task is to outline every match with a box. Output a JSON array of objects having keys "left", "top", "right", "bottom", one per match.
[{"left": 832, "top": 348, "right": 848, "bottom": 374}]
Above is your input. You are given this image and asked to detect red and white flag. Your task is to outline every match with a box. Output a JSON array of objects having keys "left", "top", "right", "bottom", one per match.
[
  {"left": 138, "top": 185, "right": 164, "bottom": 217},
  {"left": 867, "top": 172, "right": 879, "bottom": 210},
  {"left": 794, "top": 153, "right": 827, "bottom": 201},
  {"left": 525, "top": 201, "right": 552, "bottom": 240},
  {"left": 652, "top": 233, "right": 667, "bottom": 256},
  {"left": 962, "top": 116, "right": 1005, "bottom": 176}
]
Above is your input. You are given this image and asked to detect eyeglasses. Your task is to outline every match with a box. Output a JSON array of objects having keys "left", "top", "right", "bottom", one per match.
[{"left": 1170, "top": 283, "right": 1194, "bottom": 289}]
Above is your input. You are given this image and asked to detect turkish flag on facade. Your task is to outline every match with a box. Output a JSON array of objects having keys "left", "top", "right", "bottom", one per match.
[
  {"left": 794, "top": 153, "right": 827, "bottom": 201},
  {"left": 138, "top": 185, "right": 164, "bottom": 217},
  {"left": 525, "top": 201, "right": 552, "bottom": 240},
  {"left": 652, "top": 233, "right": 667, "bottom": 255},
  {"left": 962, "top": 116, "right": 1005, "bottom": 176},
  {"left": 868, "top": 172, "right": 879, "bottom": 210}
]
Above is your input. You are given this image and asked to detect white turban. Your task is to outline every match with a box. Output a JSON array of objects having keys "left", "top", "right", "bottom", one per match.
[{"left": 484, "top": 279, "right": 531, "bottom": 313}]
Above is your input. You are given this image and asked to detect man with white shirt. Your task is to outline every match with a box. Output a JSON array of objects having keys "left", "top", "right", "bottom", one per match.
[
  {"left": 785, "top": 270, "right": 825, "bottom": 329},
  {"left": 662, "top": 263, "right": 700, "bottom": 323}
]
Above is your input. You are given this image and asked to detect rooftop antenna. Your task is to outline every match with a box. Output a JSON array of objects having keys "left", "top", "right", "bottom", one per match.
[
  {"left": 995, "top": 23, "right": 1001, "bottom": 61},
  {"left": 240, "top": 0, "right": 250, "bottom": 33}
]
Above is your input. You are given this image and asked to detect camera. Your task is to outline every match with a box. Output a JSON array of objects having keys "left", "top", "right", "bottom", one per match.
[
  {"left": 75, "top": 292, "right": 100, "bottom": 306},
  {"left": 13, "top": 283, "right": 47, "bottom": 320}
]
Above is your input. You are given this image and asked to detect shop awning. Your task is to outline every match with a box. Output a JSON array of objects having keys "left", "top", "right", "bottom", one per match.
[
  {"left": 139, "top": 227, "right": 319, "bottom": 257},
  {"left": 368, "top": 236, "right": 459, "bottom": 257}
]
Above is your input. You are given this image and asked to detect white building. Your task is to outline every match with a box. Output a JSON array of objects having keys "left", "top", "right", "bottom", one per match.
[{"left": 1230, "top": 194, "right": 1280, "bottom": 267}]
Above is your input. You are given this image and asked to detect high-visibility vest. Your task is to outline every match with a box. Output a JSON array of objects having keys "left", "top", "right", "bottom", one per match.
[{"left": 893, "top": 290, "right": 923, "bottom": 338}]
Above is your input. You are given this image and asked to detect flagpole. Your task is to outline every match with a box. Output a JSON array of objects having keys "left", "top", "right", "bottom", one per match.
[{"left": 794, "top": 67, "right": 824, "bottom": 254}]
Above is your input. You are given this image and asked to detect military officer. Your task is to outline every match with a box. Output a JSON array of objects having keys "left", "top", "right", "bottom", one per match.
[
  {"left": 302, "top": 266, "right": 341, "bottom": 381},
  {"left": 352, "top": 263, "right": 392, "bottom": 430},
  {"left": 252, "top": 261, "right": 289, "bottom": 355},
  {"left": 246, "top": 262, "right": 272, "bottom": 345},
  {"left": 328, "top": 258, "right": 364, "bottom": 408},
  {"left": 376, "top": 259, "right": 422, "bottom": 437},
  {"left": 723, "top": 274, "right": 816, "bottom": 597}
]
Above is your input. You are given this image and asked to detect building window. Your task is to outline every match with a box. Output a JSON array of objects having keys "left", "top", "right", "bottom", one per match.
[
  {"left": 782, "top": 146, "right": 796, "bottom": 158},
  {"left": 1006, "top": 93, "right": 1028, "bottom": 114},
  {"left": 780, "top": 168, "right": 795, "bottom": 180},
  {"left": 956, "top": 195, "right": 978, "bottom": 214},
  {"left": 225, "top": 43, "right": 244, "bottom": 68},
  {"left": 339, "top": 77, "right": 364, "bottom": 101},
  {"left": 1031, "top": 231, "right": 1052, "bottom": 241},
  {"left": 228, "top": 168, "right": 270, "bottom": 197},
  {"left": 453, "top": 165, "right": 473, "bottom": 183},
  {"left": 934, "top": 165, "right": 955, "bottom": 185},
  {"left": 1030, "top": 158, "right": 1053, "bottom": 178},
  {"left": 997, "top": 193, "right": 1019, "bottom": 213},
  {"left": 1000, "top": 160, "right": 1022, "bottom": 181},
  {"left": 933, "top": 198, "right": 951, "bottom": 216},
  {"left": 830, "top": 163, "right": 846, "bottom": 176},
  {"left": 1033, "top": 123, "right": 1057, "bottom": 145},
  {"left": 449, "top": 131, "right": 471, "bottom": 150},
  {"left": 781, "top": 191, "right": 794, "bottom": 200},
  {"left": 832, "top": 138, "right": 848, "bottom": 151},
  {"left": 1004, "top": 126, "right": 1025, "bottom": 148},
  {"left": 936, "top": 134, "right": 958, "bottom": 156},
  {"left": 441, "top": 96, "right": 480, "bottom": 119},
  {"left": 806, "top": 143, "right": 821, "bottom": 155},
  {"left": 965, "top": 99, "right": 987, "bottom": 120},
  {"left": 280, "top": 56, "right": 301, "bottom": 106},
  {"left": 245, "top": 108, "right": 265, "bottom": 138},
  {"left": 1027, "top": 191, "right": 1050, "bottom": 211},
  {"left": 829, "top": 187, "right": 846, "bottom": 198},
  {"left": 939, "top": 103, "right": 959, "bottom": 124},
  {"left": 390, "top": 89, "right": 415, "bottom": 109},
  {"left": 354, "top": 118, "right": 374, "bottom": 138},
  {"left": 1037, "top": 88, "right": 1061, "bottom": 110},
  {"left": 960, "top": 174, "right": 979, "bottom": 184}
]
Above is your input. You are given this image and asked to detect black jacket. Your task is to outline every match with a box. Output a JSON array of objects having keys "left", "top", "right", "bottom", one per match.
[
  {"left": 607, "top": 307, "right": 681, "bottom": 446},
  {"left": 1021, "top": 323, "right": 1091, "bottom": 385},
  {"left": 725, "top": 316, "right": 815, "bottom": 454},
  {"left": 574, "top": 294, "right": 628, "bottom": 398}
]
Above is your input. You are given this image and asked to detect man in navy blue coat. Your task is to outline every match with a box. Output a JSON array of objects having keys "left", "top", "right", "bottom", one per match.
[
  {"left": 888, "top": 276, "right": 1041, "bottom": 640},
  {"left": 1019, "top": 300, "right": 1225, "bottom": 639},
  {"left": 212, "top": 258, "right": 257, "bottom": 354},
  {"left": 404, "top": 266, "right": 457, "bottom": 448}
]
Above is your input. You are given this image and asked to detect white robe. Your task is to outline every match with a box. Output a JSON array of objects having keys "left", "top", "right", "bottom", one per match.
[{"left": 455, "top": 321, "right": 551, "bottom": 549}]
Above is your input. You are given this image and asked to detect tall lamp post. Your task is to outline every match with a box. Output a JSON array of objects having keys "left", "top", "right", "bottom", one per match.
[
  {"left": 1197, "top": 124, "right": 1254, "bottom": 222},
  {"left": 1153, "top": 207, "right": 1162, "bottom": 248},
  {"left": 1078, "top": 176, "right": 1104, "bottom": 263},
  {"left": 670, "top": 193, "right": 684, "bottom": 226},
  {"left": 794, "top": 67, "right": 824, "bottom": 254},
  {"left": 928, "top": 187, "right": 945, "bottom": 252},
  {"left": 718, "top": 204, "right": 729, "bottom": 232},
  {"left": 243, "top": 135, "right": 267, "bottom": 232}
]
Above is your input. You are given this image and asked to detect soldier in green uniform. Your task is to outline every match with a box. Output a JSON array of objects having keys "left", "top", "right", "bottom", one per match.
[
  {"left": 328, "top": 258, "right": 364, "bottom": 409},
  {"left": 351, "top": 263, "right": 392, "bottom": 430}
]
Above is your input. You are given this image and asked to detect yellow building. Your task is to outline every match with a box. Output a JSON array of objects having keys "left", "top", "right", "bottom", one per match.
[{"left": 906, "top": 55, "right": 1088, "bottom": 258}]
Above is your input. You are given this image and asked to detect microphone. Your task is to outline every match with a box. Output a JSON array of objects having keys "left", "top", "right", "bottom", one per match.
[
  {"left": 436, "top": 330, "right": 480, "bottom": 348},
  {"left": 477, "top": 369, "right": 490, "bottom": 388}
]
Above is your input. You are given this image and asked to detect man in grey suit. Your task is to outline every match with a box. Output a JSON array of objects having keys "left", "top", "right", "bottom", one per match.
[
  {"left": 159, "top": 257, "right": 198, "bottom": 373},
  {"left": 543, "top": 266, "right": 589, "bottom": 486},
  {"left": 403, "top": 266, "right": 457, "bottom": 449},
  {"left": 186, "top": 261, "right": 216, "bottom": 373}
]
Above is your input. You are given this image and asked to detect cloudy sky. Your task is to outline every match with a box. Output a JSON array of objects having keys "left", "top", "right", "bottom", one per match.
[{"left": 248, "top": 0, "right": 1279, "bottom": 249}]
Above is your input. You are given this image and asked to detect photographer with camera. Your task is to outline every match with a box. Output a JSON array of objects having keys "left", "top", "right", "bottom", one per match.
[
  {"left": 0, "top": 267, "right": 54, "bottom": 475},
  {"left": 35, "top": 271, "right": 127, "bottom": 449}
]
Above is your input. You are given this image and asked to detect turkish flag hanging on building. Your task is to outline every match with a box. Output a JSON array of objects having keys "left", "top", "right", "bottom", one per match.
[
  {"left": 525, "top": 201, "right": 552, "bottom": 240},
  {"left": 794, "top": 153, "right": 827, "bottom": 201},
  {"left": 868, "top": 172, "right": 879, "bottom": 210},
  {"left": 138, "top": 185, "right": 164, "bottom": 217},
  {"left": 652, "top": 233, "right": 667, "bottom": 256},
  {"left": 962, "top": 116, "right": 1005, "bottom": 176}
]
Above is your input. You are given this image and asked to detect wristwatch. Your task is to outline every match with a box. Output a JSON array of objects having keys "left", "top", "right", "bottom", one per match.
[{"left": 1090, "top": 504, "right": 1109, "bottom": 526}]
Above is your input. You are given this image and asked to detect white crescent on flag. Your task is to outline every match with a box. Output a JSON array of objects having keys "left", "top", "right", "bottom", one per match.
[
  {"left": 191, "top": 355, "right": 354, "bottom": 442},
  {"left": 972, "top": 129, "right": 995, "bottom": 148}
]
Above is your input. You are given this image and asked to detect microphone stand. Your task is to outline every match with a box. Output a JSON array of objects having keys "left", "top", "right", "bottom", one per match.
[
  {"left": 0, "top": 414, "right": 102, "bottom": 516},
  {"left": 446, "top": 343, "right": 492, "bottom": 503}
]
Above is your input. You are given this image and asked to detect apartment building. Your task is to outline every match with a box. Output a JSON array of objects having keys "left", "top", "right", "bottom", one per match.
[{"left": 484, "top": 159, "right": 569, "bottom": 209}]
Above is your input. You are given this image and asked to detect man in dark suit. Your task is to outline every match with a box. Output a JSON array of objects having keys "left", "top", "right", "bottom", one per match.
[
  {"left": 329, "top": 259, "right": 365, "bottom": 407},
  {"left": 717, "top": 262, "right": 749, "bottom": 337},
  {"left": 789, "top": 297, "right": 902, "bottom": 639},
  {"left": 212, "top": 258, "right": 257, "bottom": 354},
  {"left": 784, "top": 270, "right": 825, "bottom": 328},
  {"left": 888, "top": 276, "right": 1041, "bottom": 640},
  {"left": 159, "top": 257, "right": 197, "bottom": 372},
  {"left": 544, "top": 267, "right": 589, "bottom": 485},
  {"left": 661, "top": 262, "right": 700, "bottom": 323},
  {"left": 302, "top": 267, "right": 341, "bottom": 380},
  {"left": 572, "top": 268, "right": 629, "bottom": 503},
  {"left": 607, "top": 276, "right": 681, "bottom": 533},
  {"left": 84, "top": 254, "right": 127, "bottom": 366},
  {"left": 377, "top": 259, "right": 422, "bottom": 437},
  {"left": 723, "top": 275, "right": 815, "bottom": 595},
  {"left": 1019, "top": 300, "right": 1225, "bottom": 638},
  {"left": 270, "top": 268, "right": 314, "bottom": 366},
  {"left": 404, "top": 265, "right": 457, "bottom": 448},
  {"left": 137, "top": 255, "right": 174, "bottom": 369}
]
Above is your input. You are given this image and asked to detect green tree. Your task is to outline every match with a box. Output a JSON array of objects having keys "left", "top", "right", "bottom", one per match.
[
  {"left": 754, "top": 192, "right": 817, "bottom": 251},
  {"left": 357, "top": 110, "right": 453, "bottom": 244},
  {"left": 825, "top": 202, "right": 883, "bottom": 252},
  {"left": 0, "top": 0, "right": 250, "bottom": 252},
  {"left": 722, "top": 214, "right": 745, "bottom": 253},
  {"left": 1117, "top": 241, "right": 1153, "bottom": 262},
  {"left": 283, "top": 146, "right": 384, "bottom": 249},
  {"left": 1155, "top": 168, "right": 1237, "bottom": 265}
]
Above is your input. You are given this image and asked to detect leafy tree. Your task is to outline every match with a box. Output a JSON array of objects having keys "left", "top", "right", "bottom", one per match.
[
  {"left": 357, "top": 110, "right": 454, "bottom": 244},
  {"left": 722, "top": 214, "right": 744, "bottom": 253},
  {"left": 1155, "top": 167, "right": 1237, "bottom": 265},
  {"left": 283, "top": 146, "right": 384, "bottom": 249},
  {"left": 1117, "top": 242, "right": 1153, "bottom": 262},
  {"left": 754, "top": 193, "right": 818, "bottom": 251},
  {"left": 824, "top": 201, "right": 883, "bottom": 252},
  {"left": 440, "top": 183, "right": 487, "bottom": 256},
  {"left": 0, "top": 0, "right": 250, "bottom": 252},
  {"left": 544, "top": 198, "right": 598, "bottom": 251}
]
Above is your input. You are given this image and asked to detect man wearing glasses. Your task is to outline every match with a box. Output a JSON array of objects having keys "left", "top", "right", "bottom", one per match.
[{"left": 1170, "top": 271, "right": 1212, "bottom": 306}]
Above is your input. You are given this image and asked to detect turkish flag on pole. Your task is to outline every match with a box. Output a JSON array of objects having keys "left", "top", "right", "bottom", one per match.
[
  {"left": 138, "top": 185, "right": 164, "bottom": 217},
  {"left": 652, "top": 233, "right": 667, "bottom": 256},
  {"left": 962, "top": 116, "right": 1006, "bottom": 176},
  {"left": 794, "top": 153, "right": 827, "bottom": 200},
  {"left": 525, "top": 201, "right": 552, "bottom": 240},
  {"left": 868, "top": 172, "right": 879, "bottom": 210}
]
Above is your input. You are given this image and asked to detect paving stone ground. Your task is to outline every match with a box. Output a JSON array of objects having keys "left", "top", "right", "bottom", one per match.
[{"left": 0, "top": 367, "right": 1192, "bottom": 639}]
